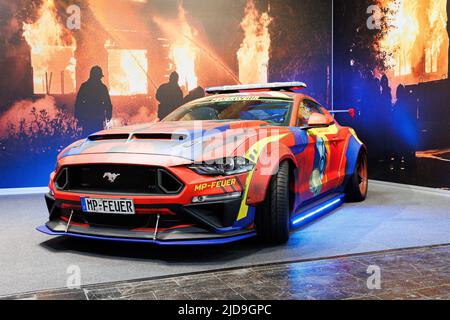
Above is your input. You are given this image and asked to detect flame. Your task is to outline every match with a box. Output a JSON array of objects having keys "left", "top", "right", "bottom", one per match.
[
  {"left": 107, "top": 48, "right": 148, "bottom": 96},
  {"left": 425, "top": 0, "right": 448, "bottom": 74},
  {"left": 22, "top": 0, "right": 77, "bottom": 94},
  {"left": 170, "top": 5, "right": 198, "bottom": 92},
  {"left": 153, "top": 5, "right": 199, "bottom": 93},
  {"left": 237, "top": 0, "right": 272, "bottom": 84},
  {"left": 377, "top": 0, "right": 448, "bottom": 95}
]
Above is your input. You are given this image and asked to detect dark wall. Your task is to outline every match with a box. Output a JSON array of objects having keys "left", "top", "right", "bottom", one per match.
[{"left": 333, "top": 0, "right": 450, "bottom": 189}]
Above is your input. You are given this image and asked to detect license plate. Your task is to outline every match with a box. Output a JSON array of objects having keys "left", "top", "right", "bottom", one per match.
[{"left": 81, "top": 197, "right": 135, "bottom": 215}]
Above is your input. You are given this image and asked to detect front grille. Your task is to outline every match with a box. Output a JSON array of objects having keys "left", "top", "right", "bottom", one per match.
[{"left": 55, "top": 164, "right": 184, "bottom": 195}]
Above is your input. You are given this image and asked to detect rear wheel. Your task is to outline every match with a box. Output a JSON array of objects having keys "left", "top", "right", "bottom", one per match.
[
  {"left": 345, "top": 151, "right": 368, "bottom": 202},
  {"left": 256, "top": 161, "right": 290, "bottom": 244}
]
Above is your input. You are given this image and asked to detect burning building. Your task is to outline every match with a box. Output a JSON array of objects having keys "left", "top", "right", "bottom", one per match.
[
  {"left": 376, "top": 0, "right": 450, "bottom": 149},
  {"left": 376, "top": 0, "right": 449, "bottom": 96},
  {"left": 334, "top": 0, "right": 450, "bottom": 152},
  {"left": 106, "top": 47, "right": 149, "bottom": 96},
  {"left": 22, "top": 0, "right": 77, "bottom": 95}
]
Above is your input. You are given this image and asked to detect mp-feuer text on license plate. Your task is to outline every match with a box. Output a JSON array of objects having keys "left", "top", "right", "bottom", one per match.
[{"left": 81, "top": 197, "right": 135, "bottom": 215}]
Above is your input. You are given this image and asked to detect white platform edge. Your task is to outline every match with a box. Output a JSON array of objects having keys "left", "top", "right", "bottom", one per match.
[
  {"left": 370, "top": 180, "right": 450, "bottom": 197},
  {"left": 0, "top": 187, "right": 48, "bottom": 196},
  {"left": 0, "top": 180, "right": 448, "bottom": 197}
]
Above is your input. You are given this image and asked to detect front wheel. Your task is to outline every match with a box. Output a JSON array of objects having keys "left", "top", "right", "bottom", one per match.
[
  {"left": 345, "top": 151, "right": 368, "bottom": 202},
  {"left": 255, "top": 161, "right": 290, "bottom": 244}
]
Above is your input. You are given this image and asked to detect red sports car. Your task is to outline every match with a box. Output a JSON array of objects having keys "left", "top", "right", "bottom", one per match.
[{"left": 38, "top": 82, "right": 368, "bottom": 245}]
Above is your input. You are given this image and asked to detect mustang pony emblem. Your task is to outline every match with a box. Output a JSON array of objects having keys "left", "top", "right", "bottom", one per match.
[{"left": 103, "top": 172, "right": 120, "bottom": 183}]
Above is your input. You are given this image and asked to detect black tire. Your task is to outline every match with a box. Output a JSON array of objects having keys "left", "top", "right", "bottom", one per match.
[
  {"left": 256, "top": 161, "right": 290, "bottom": 244},
  {"left": 345, "top": 151, "right": 368, "bottom": 202}
]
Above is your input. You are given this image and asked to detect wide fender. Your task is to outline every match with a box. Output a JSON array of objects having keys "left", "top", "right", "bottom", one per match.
[
  {"left": 246, "top": 142, "right": 298, "bottom": 206},
  {"left": 344, "top": 129, "right": 367, "bottom": 177},
  {"left": 339, "top": 129, "right": 367, "bottom": 192}
]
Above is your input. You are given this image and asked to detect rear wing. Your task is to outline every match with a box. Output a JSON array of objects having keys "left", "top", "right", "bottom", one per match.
[
  {"left": 328, "top": 108, "right": 356, "bottom": 119},
  {"left": 206, "top": 82, "right": 307, "bottom": 95}
]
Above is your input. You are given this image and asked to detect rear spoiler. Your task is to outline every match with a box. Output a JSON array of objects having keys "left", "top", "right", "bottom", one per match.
[{"left": 328, "top": 108, "right": 356, "bottom": 119}]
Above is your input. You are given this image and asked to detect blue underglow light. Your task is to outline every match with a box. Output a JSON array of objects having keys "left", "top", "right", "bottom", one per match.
[{"left": 292, "top": 197, "right": 343, "bottom": 226}]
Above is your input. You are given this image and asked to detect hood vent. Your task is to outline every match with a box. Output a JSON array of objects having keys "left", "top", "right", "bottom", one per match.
[
  {"left": 133, "top": 133, "right": 187, "bottom": 141},
  {"left": 87, "top": 133, "right": 188, "bottom": 142},
  {"left": 88, "top": 134, "right": 130, "bottom": 141}
]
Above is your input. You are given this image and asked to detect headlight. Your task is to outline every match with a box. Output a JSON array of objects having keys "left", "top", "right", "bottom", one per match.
[{"left": 189, "top": 157, "right": 255, "bottom": 175}]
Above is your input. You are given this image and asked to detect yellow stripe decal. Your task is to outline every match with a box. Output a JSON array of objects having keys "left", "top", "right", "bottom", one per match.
[
  {"left": 306, "top": 124, "right": 339, "bottom": 136},
  {"left": 237, "top": 134, "right": 288, "bottom": 221}
]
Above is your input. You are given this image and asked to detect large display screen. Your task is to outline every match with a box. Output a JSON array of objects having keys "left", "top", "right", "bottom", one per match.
[{"left": 0, "top": 0, "right": 331, "bottom": 188}]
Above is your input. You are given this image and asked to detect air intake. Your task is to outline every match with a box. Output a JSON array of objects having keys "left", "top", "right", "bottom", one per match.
[
  {"left": 88, "top": 134, "right": 130, "bottom": 141},
  {"left": 132, "top": 133, "right": 187, "bottom": 141}
]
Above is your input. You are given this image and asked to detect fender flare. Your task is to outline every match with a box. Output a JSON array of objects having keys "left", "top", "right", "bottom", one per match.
[
  {"left": 344, "top": 134, "right": 367, "bottom": 177},
  {"left": 246, "top": 142, "right": 299, "bottom": 206},
  {"left": 341, "top": 133, "right": 367, "bottom": 191}
]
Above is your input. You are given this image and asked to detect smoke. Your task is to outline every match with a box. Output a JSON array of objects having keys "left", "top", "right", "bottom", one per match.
[
  {"left": 0, "top": 95, "right": 59, "bottom": 137},
  {"left": 109, "top": 106, "right": 155, "bottom": 128},
  {"left": 0, "top": 1, "right": 21, "bottom": 42}
]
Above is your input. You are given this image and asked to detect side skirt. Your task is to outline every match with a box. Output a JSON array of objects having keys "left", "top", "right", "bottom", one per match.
[{"left": 290, "top": 193, "right": 345, "bottom": 228}]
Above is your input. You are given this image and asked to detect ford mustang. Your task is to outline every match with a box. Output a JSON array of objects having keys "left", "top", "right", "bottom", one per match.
[{"left": 37, "top": 82, "right": 368, "bottom": 245}]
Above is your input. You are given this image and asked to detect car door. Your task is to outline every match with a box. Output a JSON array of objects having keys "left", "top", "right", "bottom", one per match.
[{"left": 296, "top": 99, "right": 341, "bottom": 198}]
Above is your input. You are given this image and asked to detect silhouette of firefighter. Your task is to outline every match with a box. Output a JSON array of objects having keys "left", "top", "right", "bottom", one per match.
[
  {"left": 74, "top": 66, "right": 113, "bottom": 136},
  {"left": 156, "top": 71, "right": 183, "bottom": 120}
]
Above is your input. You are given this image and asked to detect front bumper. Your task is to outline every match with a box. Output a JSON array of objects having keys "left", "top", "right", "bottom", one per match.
[
  {"left": 39, "top": 192, "right": 256, "bottom": 245},
  {"left": 36, "top": 225, "right": 256, "bottom": 246},
  {"left": 42, "top": 154, "right": 258, "bottom": 245}
]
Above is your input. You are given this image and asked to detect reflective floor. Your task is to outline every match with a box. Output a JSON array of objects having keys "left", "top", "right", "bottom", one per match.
[
  {"left": 3, "top": 244, "right": 449, "bottom": 300},
  {"left": 0, "top": 181, "right": 449, "bottom": 297}
]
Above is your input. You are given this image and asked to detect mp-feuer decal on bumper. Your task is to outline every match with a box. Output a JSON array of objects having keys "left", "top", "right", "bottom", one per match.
[{"left": 194, "top": 178, "right": 237, "bottom": 191}]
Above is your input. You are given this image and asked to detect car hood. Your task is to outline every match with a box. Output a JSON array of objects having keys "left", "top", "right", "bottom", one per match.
[{"left": 59, "top": 120, "right": 275, "bottom": 162}]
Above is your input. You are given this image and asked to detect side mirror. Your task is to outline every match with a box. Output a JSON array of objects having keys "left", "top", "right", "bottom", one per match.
[{"left": 307, "top": 113, "right": 332, "bottom": 127}]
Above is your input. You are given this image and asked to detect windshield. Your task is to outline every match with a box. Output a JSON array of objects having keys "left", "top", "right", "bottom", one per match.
[{"left": 163, "top": 97, "right": 293, "bottom": 126}]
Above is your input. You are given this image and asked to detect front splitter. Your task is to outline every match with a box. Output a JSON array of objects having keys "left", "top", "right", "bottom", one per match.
[{"left": 36, "top": 225, "right": 256, "bottom": 246}]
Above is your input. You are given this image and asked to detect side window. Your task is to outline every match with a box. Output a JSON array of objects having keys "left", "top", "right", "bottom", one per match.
[{"left": 297, "top": 99, "right": 324, "bottom": 126}]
